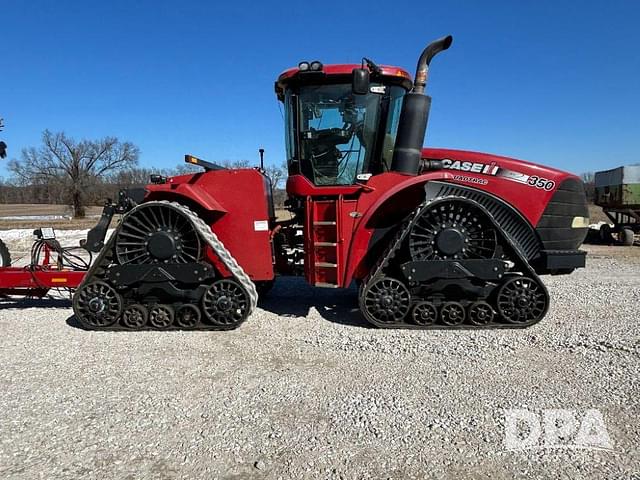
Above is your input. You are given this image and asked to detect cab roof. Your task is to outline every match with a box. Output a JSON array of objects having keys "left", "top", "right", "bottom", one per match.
[{"left": 275, "top": 63, "right": 413, "bottom": 100}]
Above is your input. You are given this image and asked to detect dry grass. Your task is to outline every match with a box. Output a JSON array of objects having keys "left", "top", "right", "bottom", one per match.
[
  {"left": 0, "top": 204, "right": 104, "bottom": 217},
  {"left": 0, "top": 204, "right": 105, "bottom": 230}
]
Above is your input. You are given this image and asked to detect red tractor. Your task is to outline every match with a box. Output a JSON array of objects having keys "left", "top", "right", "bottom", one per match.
[{"left": 3, "top": 36, "right": 591, "bottom": 329}]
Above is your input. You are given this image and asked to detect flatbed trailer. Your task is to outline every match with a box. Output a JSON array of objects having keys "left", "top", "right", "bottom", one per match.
[{"left": 595, "top": 166, "right": 640, "bottom": 246}]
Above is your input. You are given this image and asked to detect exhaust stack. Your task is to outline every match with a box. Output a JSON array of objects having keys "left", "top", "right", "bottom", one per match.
[{"left": 390, "top": 35, "right": 453, "bottom": 175}]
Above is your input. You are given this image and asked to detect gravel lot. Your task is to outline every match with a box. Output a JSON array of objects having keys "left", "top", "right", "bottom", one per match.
[{"left": 0, "top": 244, "right": 638, "bottom": 479}]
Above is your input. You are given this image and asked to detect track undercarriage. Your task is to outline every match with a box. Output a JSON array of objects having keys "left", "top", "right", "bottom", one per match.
[
  {"left": 73, "top": 201, "right": 258, "bottom": 330},
  {"left": 358, "top": 196, "right": 550, "bottom": 329},
  {"left": 73, "top": 196, "right": 549, "bottom": 331}
]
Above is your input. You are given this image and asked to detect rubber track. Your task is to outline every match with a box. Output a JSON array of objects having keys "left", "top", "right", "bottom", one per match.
[
  {"left": 73, "top": 201, "right": 258, "bottom": 330},
  {"left": 359, "top": 195, "right": 550, "bottom": 329}
]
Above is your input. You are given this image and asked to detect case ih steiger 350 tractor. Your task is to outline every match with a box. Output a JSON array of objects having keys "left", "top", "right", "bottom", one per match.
[{"left": 0, "top": 36, "right": 589, "bottom": 330}]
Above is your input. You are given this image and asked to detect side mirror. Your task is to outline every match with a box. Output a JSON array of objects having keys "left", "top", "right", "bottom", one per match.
[{"left": 352, "top": 68, "right": 370, "bottom": 95}]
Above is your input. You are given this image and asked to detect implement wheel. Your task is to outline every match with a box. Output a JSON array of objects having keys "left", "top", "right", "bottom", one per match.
[
  {"left": 620, "top": 228, "right": 635, "bottom": 246},
  {"left": 0, "top": 238, "right": 11, "bottom": 267}
]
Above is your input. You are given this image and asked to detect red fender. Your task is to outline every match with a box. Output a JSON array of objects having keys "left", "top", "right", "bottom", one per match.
[
  {"left": 145, "top": 181, "right": 227, "bottom": 213},
  {"left": 343, "top": 171, "right": 455, "bottom": 285}
]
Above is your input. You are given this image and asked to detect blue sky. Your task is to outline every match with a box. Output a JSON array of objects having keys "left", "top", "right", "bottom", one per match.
[{"left": 1, "top": 0, "right": 639, "bottom": 178}]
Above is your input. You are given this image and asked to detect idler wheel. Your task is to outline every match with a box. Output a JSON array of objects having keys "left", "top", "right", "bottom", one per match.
[
  {"left": 496, "top": 276, "right": 547, "bottom": 324},
  {"left": 360, "top": 276, "right": 411, "bottom": 325},
  {"left": 73, "top": 281, "right": 122, "bottom": 328},
  {"left": 202, "top": 279, "right": 249, "bottom": 327}
]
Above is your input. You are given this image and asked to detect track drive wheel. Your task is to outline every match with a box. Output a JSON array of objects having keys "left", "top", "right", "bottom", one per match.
[
  {"left": 409, "top": 199, "right": 497, "bottom": 261},
  {"left": 116, "top": 203, "right": 201, "bottom": 265},
  {"left": 360, "top": 276, "right": 411, "bottom": 327},
  {"left": 496, "top": 276, "right": 547, "bottom": 324},
  {"left": 411, "top": 301, "right": 438, "bottom": 326},
  {"left": 440, "top": 301, "right": 466, "bottom": 325},
  {"left": 73, "top": 281, "right": 123, "bottom": 328},
  {"left": 202, "top": 279, "right": 250, "bottom": 328}
]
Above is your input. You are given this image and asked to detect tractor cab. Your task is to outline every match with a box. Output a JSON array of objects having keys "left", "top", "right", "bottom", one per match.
[{"left": 275, "top": 64, "right": 413, "bottom": 186}]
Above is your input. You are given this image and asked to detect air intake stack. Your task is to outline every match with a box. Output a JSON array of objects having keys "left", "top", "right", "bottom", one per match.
[{"left": 390, "top": 35, "right": 453, "bottom": 175}]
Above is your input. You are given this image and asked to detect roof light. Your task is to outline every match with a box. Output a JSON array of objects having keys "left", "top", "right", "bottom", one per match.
[
  {"left": 310, "top": 61, "right": 323, "bottom": 71},
  {"left": 298, "top": 61, "right": 310, "bottom": 71}
]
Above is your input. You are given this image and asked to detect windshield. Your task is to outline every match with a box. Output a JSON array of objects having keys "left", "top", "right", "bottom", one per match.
[
  {"left": 292, "top": 84, "right": 382, "bottom": 185},
  {"left": 283, "top": 83, "right": 407, "bottom": 185}
]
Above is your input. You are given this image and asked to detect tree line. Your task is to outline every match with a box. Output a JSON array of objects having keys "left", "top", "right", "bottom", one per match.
[
  {"left": 2, "top": 130, "right": 599, "bottom": 218},
  {"left": 1, "top": 130, "right": 287, "bottom": 217}
]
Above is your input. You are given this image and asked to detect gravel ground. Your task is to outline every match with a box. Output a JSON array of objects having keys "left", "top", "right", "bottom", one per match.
[{"left": 0, "top": 244, "right": 638, "bottom": 479}]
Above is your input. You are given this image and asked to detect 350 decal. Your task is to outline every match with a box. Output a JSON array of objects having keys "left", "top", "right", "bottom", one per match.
[{"left": 527, "top": 176, "right": 555, "bottom": 191}]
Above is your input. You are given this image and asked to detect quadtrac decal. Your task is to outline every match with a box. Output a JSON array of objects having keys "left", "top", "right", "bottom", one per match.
[{"left": 441, "top": 159, "right": 556, "bottom": 191}]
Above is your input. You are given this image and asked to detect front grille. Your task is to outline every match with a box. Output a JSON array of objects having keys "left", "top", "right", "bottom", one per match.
[
  {"left": 536, "top": 178, "right": 588, "bottom": 250},
  {"left": 424, "top": 181, "right": 541, "bottom": 260}
]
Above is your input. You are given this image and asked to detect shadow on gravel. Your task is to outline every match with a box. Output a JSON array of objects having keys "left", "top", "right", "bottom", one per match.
[
  {"left": 259, "top": 277, "right": 373, "bottom": 328},
  {"left": 0, "top": 297, "right": 71, "bottom": 309},
  {"left": 65, "top": 314, "right": 86, "bottom": 330},
  {"left": 0, "top": 296, "right": 90, "bottom": 330},
  {"left": 50, "top": 277, "right": 373, "bottom": 331}
]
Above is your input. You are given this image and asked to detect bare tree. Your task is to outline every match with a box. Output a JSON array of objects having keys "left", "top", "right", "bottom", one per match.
[
  {"left": 264, "top": 163, "right": 287, "bottom": 189},
  {"left": 9, "top": 130, "right": 139, "bottom": 217},
  {"left": 222, "top": 159, "right": 251, "bottom": 169}
]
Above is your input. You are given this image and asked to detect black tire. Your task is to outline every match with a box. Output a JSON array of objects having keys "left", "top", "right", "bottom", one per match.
[
  {"left": 599, "top": 224, "right": 613, "bottom": 244},
  {"left": 620, "top": 228, "right": 635, "bottom": 247},
  {"left": 0, "top": 238, "right": 11, "bottom": 267}
]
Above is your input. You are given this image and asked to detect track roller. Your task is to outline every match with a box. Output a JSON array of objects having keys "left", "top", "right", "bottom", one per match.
[
  {"left": 467, "top": 301, "right": 495, "bottom": 326},
  {"left": 149, "top": 304, "right": 175, "bottom": 329},
  {"left": 440, "top": 301, "right": 465, "bottom": 326},
  {"left": 176, "top": 304, "right": 201, "bottom": 328},
  {"left": 122, "top": 304, "right": 148, "bottom": 329},
  {"left": 73, "top": 281, "right": 123, "bottom": 328},
  {"left": 411, "top": 301, "right": 438, "bottom": 326}
]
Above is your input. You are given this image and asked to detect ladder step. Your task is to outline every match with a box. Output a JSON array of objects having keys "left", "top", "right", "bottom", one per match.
[
  {"left": 315, "top": 282, "right": 339, "bottom": 289},
  {"left": 315, "top": 242, "right": 338, "bottom": 247},
  {"left": 313, "top": 221, "right": 336, "bottom": 226},
  {"left": 315, "top": 262, "right": 338, "bottom": 268}
]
